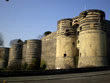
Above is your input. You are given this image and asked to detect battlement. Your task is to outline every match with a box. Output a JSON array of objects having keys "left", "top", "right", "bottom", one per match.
[
  {"left": 57, "top": 18, "right": 72, "bottom": 23},
  {"left": 79, "top": 9, "right": 105, "bottom": 18},
  {"left": 78, "top": 9, "right": 106, "bottom": 32},
  {"left": 57, "top": 18, "right": 72, "bottom": 31}
]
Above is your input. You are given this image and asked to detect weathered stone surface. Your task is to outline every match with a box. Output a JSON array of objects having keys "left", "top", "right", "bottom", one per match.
[
  {"left": 41, "top": 32, "right": 56, "bottom": 69},
  {"left": 1, "top": 9, "right": 110, "bottom": 70},
  {"left": 22, "top": 41, "right": 27, "bottom": 65},
  {"left": 25, "top": 39, "right": 41, "bottom": 68},
  {"left": 56, "top": 19, "right": 78, "bottom": 69},
  {"left": 77, "top": 10, "right": 108, "bottom": 68},
  {"left": 0, "top": 47, "right": 9, "bottom": 69},
  {"left": 8, "top": 44, "right": 22, "bottom": 69}
]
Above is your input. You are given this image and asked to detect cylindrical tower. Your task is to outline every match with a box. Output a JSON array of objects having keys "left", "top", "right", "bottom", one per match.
[
  {"left": 8, "top": 43, "right": 23, "bottom": 70},
  {"left": 0, "top": 47, "right": 9, "bottom": 69},
  {"left": 25, "top": 39, "right": 41, "bottom": 69},
  {"left": 77, "top": 9, "right": 108, "bottom": 68},
  {"left": 55, "top": 18, "right": 78, "bottom": 69}
]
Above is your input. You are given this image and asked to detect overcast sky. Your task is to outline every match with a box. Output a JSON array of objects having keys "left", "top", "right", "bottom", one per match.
[{"left": 0, "top": 0, "right": 110, "bottom": 47}]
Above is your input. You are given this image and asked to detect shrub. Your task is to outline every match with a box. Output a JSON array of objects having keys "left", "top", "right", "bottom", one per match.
[
  {"left": 40, "top": 60, "right": 47, "bottom": 69},
  {"left": 27, "top": 58, "right": 40, "bottom": 70},
  {"left": 21, "top": 62, "right": 28, "bottom": 70}
]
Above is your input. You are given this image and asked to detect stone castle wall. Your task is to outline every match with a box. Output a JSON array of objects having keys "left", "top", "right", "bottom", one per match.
[
  {"left": 1, "top": 9, "right": 110, "bottom": 70},
  {"left": 41, "top": 10, "right": 110, "bottom": 69},
  {"left": 0, "top": 47, "right": 9, "bottom": 69},
  {"left": 41, "top": 32, "right": 56, "bottom": 69}
]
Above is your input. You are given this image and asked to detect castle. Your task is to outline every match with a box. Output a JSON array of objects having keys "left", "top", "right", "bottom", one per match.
[{"left": 0, "top": 9, "right": 110, "bottom": 70}]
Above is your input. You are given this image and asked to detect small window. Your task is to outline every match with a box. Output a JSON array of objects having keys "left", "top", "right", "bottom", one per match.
[
  {"left": 70, "top": 22, "right": 72, "bottom": 26},
  {"left": 66, "top": 29, "right": 69, "bottom": 32},
  {"left": 73, "top": 42, "right": 75, "bottom": 46},
  {"left": 77, "top": 40, "right": 79, "bottom": 44},
  {"left": 80, "top": 53, "right": 81, "bottom": 57},
  {"left": 80, "top": 27, "right": 82, "bottom": 31},
  {"left": 73, "top": 24, "right": 79, "bottom": 29},
  {"left": 77, "top": 32, "right": 79, "bottom": 35},
  {"left": 74, "top": 20, "right": 78, "bottom": 22},
  {"left": 64, "top": 54, "right": 67, "bottom": 57},
  {"left": 65, "top": 33, "right": 70, "bottom": 36}
]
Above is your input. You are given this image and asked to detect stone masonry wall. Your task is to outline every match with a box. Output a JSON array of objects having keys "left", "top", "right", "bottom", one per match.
[{"left": 41, "top": 32, "right": 56, "bottom": 69}]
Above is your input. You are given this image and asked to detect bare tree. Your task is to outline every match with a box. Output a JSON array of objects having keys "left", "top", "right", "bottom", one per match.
[
  {"left": 0, "top": 32, "right": 4, "bottom": 46},
  {"left": 36, "top": 34, "right": 44, "bottom": 40}
]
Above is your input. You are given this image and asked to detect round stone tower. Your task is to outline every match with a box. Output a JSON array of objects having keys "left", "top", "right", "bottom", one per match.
[
  {"left": 0, "top": 47, "right": 9, "bottom": 69},
  {"left": 55, "top": 18, "right": 78, "bottom": 69},
  {"left": 8, "top": 43, "right": 23, "bottom": 70},
  {"left": 25, "top": 39, "right": 41, "bottom": 69},
  {"left": 77, "top": 9, "right": 108, "bottom": 68}
]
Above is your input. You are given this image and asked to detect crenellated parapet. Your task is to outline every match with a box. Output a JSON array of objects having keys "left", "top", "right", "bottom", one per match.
[{"left": 79, "top": 10, "right": 106, "bottom": 32}]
